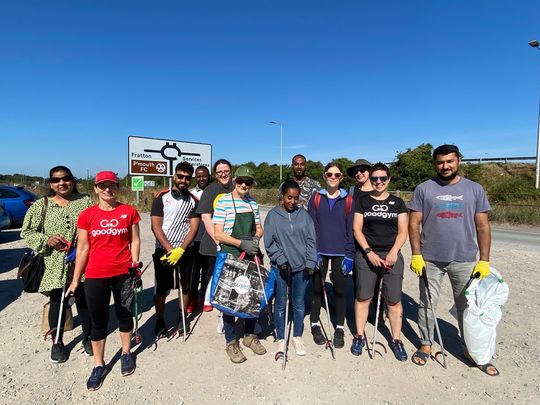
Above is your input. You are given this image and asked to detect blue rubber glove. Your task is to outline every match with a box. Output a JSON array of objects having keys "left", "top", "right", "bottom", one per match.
[
  {"left": 65, "top": 249, "right": 76, "bottom": 264},
  {"left": 316, "top": 253, "right": 323, "bottom": 272},
  {"left": 341, "top": 257, "right": 354, "bottom": 276}
]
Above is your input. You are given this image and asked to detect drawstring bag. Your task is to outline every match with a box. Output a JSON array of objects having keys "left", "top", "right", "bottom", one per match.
[
  {"left": 210, "top": 252, "right": 275, "bottom": 318},
  {"left": 463, "top": 267, "right": 509, "bottom": 365}
]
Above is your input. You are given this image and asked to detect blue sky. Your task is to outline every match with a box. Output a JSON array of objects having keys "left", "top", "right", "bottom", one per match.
[{"left": 1, "top": 0, "right": 539, "bottom": 178}]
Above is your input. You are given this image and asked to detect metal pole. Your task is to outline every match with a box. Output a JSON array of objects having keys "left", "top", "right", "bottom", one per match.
[
  {"left": 280, "top": 123, "right": 283, "bottom": 184},
  {"left": 535, "top": 97, "right": 540, "bottom": 190}
]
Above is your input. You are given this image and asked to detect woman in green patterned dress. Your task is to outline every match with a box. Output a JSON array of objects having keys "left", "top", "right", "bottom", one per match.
[{"left": 21, "top": 166, "right": 93, "bottom": 363}]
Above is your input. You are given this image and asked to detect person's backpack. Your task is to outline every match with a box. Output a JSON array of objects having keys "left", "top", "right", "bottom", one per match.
[{"left": 313, "top": 192, "right": 353, "bottom": 216}]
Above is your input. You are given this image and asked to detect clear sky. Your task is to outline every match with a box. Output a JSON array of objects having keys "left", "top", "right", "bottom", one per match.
[{"left": 1, "top": 0, "right": 539, "bottom": 178}]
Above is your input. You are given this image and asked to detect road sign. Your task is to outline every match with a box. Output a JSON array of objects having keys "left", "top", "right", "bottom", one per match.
[
  {"left": 128, "top": 136, "right": 212, "bottom": 176},
  {"left": 131, "top": 176, "right": 144, "bottom": 191}
]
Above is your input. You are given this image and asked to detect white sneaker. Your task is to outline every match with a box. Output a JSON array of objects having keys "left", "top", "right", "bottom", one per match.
[
  {"left": 275, "top": 339, "right": 285, "bottom": 354},
  {"left": 292, "top": 336, "right": 307, "bottom": 356}
]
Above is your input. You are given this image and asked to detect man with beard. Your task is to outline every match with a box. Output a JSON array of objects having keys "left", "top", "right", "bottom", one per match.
[
  {"left": 290, "top": 154, "right": 320, "bottom": 210},
  {"left": 151, "top": 162, "right": 200, "bottom": 337},
  {"left": 408, "top": 144, "right": 496, "bottom": 375}
]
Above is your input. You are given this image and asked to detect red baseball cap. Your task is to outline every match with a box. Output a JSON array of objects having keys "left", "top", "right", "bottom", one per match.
[{"left": 95, "top": 171, "right": 119, "bottom": 184}]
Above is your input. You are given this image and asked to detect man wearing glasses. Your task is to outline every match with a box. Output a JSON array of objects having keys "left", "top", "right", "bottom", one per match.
[
  {"left": 346, "top": 159, "right": 373, "bottom": 201},
  {"left": 408, "top": 144, "right": 495, "bottom": 375},
  {"left": 195, "top": 159, "right": 234, "bottom": 313},
  {"left": 151, "top": 162, "right": 200, "bottom": 337}
]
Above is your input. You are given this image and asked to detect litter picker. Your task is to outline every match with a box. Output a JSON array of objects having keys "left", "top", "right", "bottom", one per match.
[{"left": 421, "top": 270, "right": 447, "bottom": 368}]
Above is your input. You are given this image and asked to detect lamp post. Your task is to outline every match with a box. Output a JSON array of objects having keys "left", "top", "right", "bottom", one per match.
[
  {"left": 269, "top": 121, "right": 283, "bottom": 183},
  {"left": 528, "top": 40, "right": 540, "bottom": 189}
]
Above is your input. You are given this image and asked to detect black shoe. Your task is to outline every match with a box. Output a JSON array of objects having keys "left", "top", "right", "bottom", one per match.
[
  {"left": 50, "top": 342, "right": 67, "bottom": 363},
  {"left": 311, "top": 325, "right": 326, "bottom": 345},
  {"left": 389, "top": 339, "right": 408, "bottom": 362},
  {"left": 334, "top": 328, "right": 345, "bottom": 348},
  {"left": 87, "top": 365, "right": 107, "bottom": 391},
  {"left": 83, "top": 339, "right": 93, "bottom": 356},
  {"left": 120, "top": 352, "right": 136, "bottom": 376},
  {"left": 154, "top": 318, "right": 166, "bottom": 337}
]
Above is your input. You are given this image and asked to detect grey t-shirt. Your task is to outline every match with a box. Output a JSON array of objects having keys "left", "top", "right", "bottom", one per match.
[
  {"left": 408, "top": 177, "right": 491, "bottom": 262},
  {"left": 195, "top": 181, "right": 233, "bottom": 256}
]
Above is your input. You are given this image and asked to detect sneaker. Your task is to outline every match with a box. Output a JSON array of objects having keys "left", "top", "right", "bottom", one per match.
[
  {"left": 154, "top": 318, "right": 166, "bottom": 337},
  {"left": 203, "top": 304, "right": 213, "bottom": 312},
  {"left": 83, "top": 339, "right": 93, "bottom": 357},
  {"left": 86, "top": 365, "right": 107, "bottom": 391},
  {"left": 216, "top": 315, "right": 224, "bottom": 334},
  {"left": 275, "top": 339, "right": 285, "bottom": 354},
  {"left": 389, "top": 339, "right": 408, "bottom": 362},
  {"left": 50, "top": 342, "right": 67, "bottom": 364},
  {"left": 292, "top": 336, "right": 307, "bottom": 356},
  {"left": 311, "top": 325, "right": 326, "bottom": 345},
  {"left": 120, "top": 352, "right": 136, "bottom": 376},
  {"left": 334, "top": 328, "right": 345, "bottom": 348},
  {"left": 243, "top": 334, "right": 267, "bottom": 355},
  {"left": 350, "top": 335, "right": 365, "bottom": 356},
  {"left": 225, "top": 340, "right": 247, "bottom": 363}
]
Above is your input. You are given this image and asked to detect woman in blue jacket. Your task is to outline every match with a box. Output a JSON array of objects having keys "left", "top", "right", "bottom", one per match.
[
  {"left": 264, "top": 179, "right": 317, "bottom": 356},
  {"left": 308, "top": 161, "right": 355, "bottom": 349}
]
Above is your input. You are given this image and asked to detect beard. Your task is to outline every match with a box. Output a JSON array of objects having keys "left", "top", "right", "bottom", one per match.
[{"left": 436, "top": 169, "right": 458, "bottom": 181}]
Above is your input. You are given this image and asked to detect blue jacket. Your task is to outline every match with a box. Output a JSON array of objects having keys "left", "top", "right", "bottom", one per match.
[
  {"left": 307, "top": 188, "right": 355, "bottom": 259},
  {"left": 264, "top": 205, "right": 317, "bottom": 272}
]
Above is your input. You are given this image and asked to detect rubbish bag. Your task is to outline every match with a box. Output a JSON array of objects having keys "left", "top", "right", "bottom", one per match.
[{"left": 463, "top": 267, "right": 509, "bottom": 365}]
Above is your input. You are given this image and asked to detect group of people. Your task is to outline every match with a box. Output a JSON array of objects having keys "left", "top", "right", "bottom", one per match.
[{"left": 20, "top": 143, "right": 498, "bottom": 392}]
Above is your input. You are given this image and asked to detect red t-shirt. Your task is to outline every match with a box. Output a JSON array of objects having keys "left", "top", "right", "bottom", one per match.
[{"left": 77, "top": 203, "right": 141, "bottom": 278}]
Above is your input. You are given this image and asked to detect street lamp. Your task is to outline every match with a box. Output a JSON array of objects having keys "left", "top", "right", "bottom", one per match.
[
  {"left": 269, "top": 121, "right": 283, "bottom": 183},
  {"left": 528, "top": 39, "right": 540, "bottom": 189}
]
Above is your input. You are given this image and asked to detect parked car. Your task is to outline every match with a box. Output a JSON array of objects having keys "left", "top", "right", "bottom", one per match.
[
  {"left": 0, "top": 186, "right": 37, "bottom": 227},
  {"left": 0, "top": 200, "right": 11, "bottom": 231}
]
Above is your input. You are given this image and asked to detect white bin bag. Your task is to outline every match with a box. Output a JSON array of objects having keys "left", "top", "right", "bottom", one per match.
[{"left": 463, "top": 267, "right": 509, "bottom": 365}]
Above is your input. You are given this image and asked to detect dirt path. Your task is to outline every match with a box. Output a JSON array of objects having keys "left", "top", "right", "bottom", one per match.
[{"left": 0, "top": 211, "right": 538, "bottom": 404}]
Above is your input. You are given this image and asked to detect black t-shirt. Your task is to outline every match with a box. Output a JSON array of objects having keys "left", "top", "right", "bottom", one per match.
[
  {"left": 195, "top": 181, "right": 233, "bottom": 256},
  {"left": 355, "top": 194, "right": 407, "bottom": 251}
]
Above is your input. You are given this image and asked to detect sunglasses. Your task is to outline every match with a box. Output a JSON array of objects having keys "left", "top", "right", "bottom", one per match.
[
  {"left": 325, "top": 172, "right": 343, "bottom": 179},
  {"left": 235, "top": 178, "right": 254, "bottom": 186},
  {"left": 370, "top": 176, "right": 389, "bottom": 183},
  {"left": 355, "top": 168, "right": 368, "bottom": 175},
  {"left": 176, "top": 174, "right": 193, "bottom": 181},
  {"left": 50, "top": 176, "right": 73, "bottom": 183}
]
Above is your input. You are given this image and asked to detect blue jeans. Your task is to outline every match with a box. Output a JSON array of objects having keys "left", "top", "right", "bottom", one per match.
[
  {"left": 223, "top": 315, "right": 257, "bottom": 343},
  {"left": 274, "top": 270, "right": 309, "bottom": 339}
]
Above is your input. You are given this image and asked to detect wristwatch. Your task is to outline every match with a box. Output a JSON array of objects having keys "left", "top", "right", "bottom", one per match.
[{"left": 364, "top": 247, "right": 373, "bottom": 254}]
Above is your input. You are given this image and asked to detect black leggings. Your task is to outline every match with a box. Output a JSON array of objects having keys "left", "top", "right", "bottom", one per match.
[
  {"left": 85, "top": 274, "right": 134, "bottom": 341},
  {"left": 48, "top": 284, "right": 90, "bottom": 343},
  {"left": 310, "top": 256, "right": 348, "bottom": 326}
]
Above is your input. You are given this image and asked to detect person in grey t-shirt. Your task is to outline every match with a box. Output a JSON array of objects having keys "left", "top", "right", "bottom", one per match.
[{"left": 408, "top": 144, "right": 497, "bottom": 376}]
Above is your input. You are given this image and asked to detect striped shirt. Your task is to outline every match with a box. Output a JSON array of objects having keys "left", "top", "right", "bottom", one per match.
[
  {"left": 151, "top": 188, "right": 198, "bottom": 249},
  {"left": 212, "top": 193, "right": 260, "bottom": 235}
]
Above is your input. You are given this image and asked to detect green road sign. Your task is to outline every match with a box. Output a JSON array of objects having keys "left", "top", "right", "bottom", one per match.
[{"left": 131, "top": 176, "right": 144, "bottom": 191}]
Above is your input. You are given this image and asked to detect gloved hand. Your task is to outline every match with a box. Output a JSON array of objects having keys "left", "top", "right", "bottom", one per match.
[
  {"left": 277, "top": 262, "right": 292, "bottom": 280},
  {"left": 410, "top": 254, "right": 425, "bottom": 276},
  {"left": 341, "top": 257, "right": 354, "bottom": 276},
  {"left": 161, "top": 246, "right": 185, "bottom": 266},
  {"left": 304, "top": 267, "right": 314, "bottom": 276},
  {"left": 240, "top": 239, "right": 258, "bottom": 256},
  {"left": 252, "top": 235, "right": 260, "bottom": 248},
  {"left": 473, "top": 260, "right": 490, "bottom": 279},
  {"left": 316, "top": 253, "right": 323, "bottom": 271},
  {"left": 65, "top": 249, "right": 76, "bottom": 264}
]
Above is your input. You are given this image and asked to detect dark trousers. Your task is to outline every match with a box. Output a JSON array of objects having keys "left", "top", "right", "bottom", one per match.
[
  {"left": 310, "top": 256, "right": 348, "bottom": 326},
  {"left": 49, "top": 284, "right": 90, "bottom": 343}
]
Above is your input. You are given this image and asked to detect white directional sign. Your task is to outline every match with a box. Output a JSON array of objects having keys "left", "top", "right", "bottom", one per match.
[{"left": 128, "top": 136, "right": 212, "bottom": 176}]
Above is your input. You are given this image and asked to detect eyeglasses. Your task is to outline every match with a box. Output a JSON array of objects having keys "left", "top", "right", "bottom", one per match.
[
  {"left": 216, "top": 170, "right": 231, "bottom": 176},
  {"left": 370, "top": 176, "right": 389, "bottom": 183},
  {"left": 96, "top": 182, "right": 118, "bottom": 190},
  {"left": 50, "top": 176, "right": 73, "bottom": 183},
  {"left": 235, "top": 178, "right": 254, "bottom": 187},
  {"left": 355, "top": 168, "right": 368, "bottom": 175},
  {"left": 325, "top": 172, "right": 343, "bottom": 179},
  {"left": 175, "top": 174, "right": 193, "bottom": 181}
]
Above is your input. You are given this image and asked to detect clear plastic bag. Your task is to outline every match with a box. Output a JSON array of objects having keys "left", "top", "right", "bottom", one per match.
[{"left": 463, "top": 267, "right": 509, "bottom": 365}]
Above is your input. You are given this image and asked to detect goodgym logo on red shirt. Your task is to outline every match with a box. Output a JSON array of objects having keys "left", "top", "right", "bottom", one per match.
[{"left": 91, "top": 218, "right": 129, "bottom": 237}]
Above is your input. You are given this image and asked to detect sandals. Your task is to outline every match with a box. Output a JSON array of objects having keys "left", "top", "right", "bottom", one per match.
[
  {"left": 477, "top": 363, "right": 500, "bottom": 376},
  {"left": 411, "top": 350, "right": 430, "bottom": 366}
]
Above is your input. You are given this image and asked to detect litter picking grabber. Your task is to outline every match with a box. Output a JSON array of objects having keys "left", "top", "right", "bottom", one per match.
[
  {"left": 129, "top": 261, "right": 149, "bottom": 346},
  {"left": 52, "top": 256, "right": 76, "bottom": 344},
  {"left": 421, "top": 270, "right": 447, "bottom": 368},
  {"left": 175, "top": 263, "right": 187, "bottom": 343},
  {"left": 320, "top": 272, "right": 336, "bottom": 361},
  {"left": 274, "top": 268, "right": 291, "bottom": 370},
  {"left": 367, "top": 265, "right": 389, "bottom": 359}
]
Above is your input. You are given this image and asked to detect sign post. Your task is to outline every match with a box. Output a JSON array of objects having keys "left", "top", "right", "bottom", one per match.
[{"left": 131, "top": 176, "right": 144, "bottom": 205}]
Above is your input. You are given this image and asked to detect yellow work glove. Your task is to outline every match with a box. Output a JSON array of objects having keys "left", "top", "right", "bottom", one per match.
[
  {"left": 160, "top": 246, "right": 185, "bottom": 266},
  {"left": 473, "top": 260, "right": 490, "bottom": 279},
  {"left": 410, "top": 254, "right": 426, "bottom": 276}
]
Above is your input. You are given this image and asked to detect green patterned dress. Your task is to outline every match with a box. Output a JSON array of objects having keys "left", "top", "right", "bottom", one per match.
[{"left": 20, "top": 193, "right": 94, "bottom": 295}]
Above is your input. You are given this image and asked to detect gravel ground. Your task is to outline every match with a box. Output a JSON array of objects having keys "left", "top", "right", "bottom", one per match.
[{"left": 0, "top": 209, "right": 538, "bottom": 404}]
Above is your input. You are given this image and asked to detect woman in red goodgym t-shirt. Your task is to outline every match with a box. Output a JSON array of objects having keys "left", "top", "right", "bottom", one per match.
[{"left": 67, "top": 171, "right": 140, "bottom": 391}]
